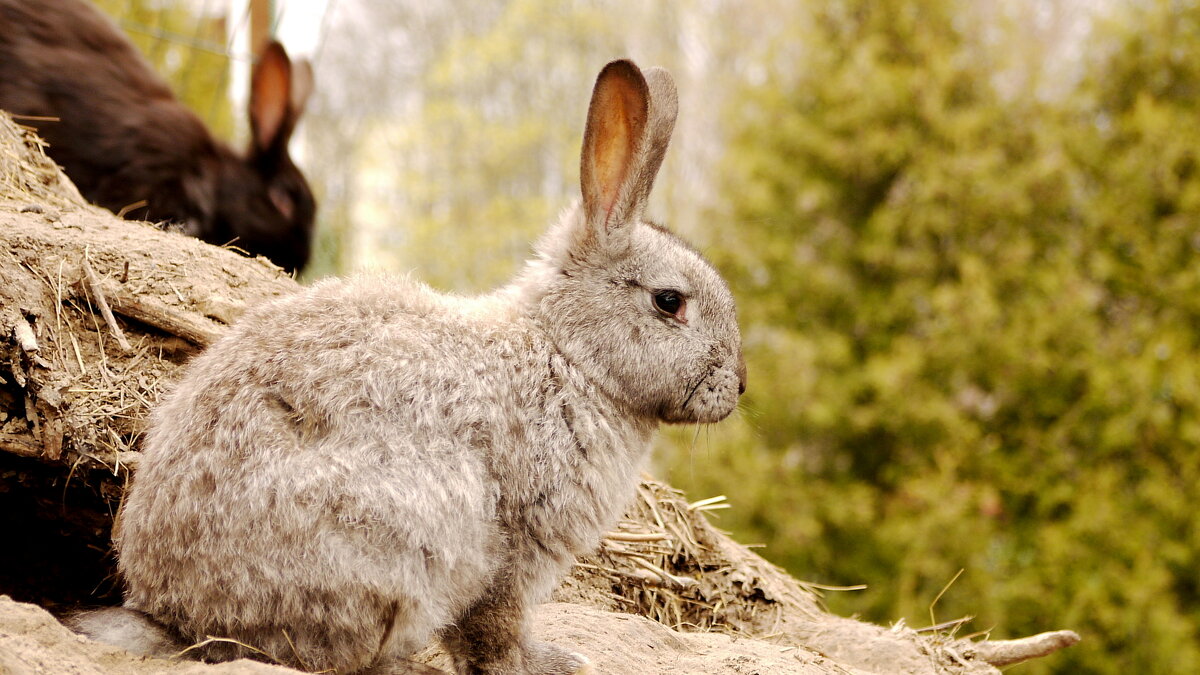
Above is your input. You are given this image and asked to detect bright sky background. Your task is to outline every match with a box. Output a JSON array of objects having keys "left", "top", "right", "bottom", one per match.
[
  {"left": 225, "top": 0, "right": 329, "bottom": 129},
  {"left": 272, "top": 0, "right": 331, "bottom": 58}
]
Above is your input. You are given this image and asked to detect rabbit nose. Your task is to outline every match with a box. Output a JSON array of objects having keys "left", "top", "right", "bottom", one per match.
[{"left": 736, "top": 354, "right": 747, "bottom": 395}]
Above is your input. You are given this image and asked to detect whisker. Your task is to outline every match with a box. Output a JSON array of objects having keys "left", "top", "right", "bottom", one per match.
[{"left": 681, "top": 376, "right": 705, "bottom": 410}]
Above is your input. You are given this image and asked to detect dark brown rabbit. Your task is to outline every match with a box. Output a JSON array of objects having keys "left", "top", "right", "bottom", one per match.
[{"left": 0, "top": 0, "right": 315, "bottom": 273}]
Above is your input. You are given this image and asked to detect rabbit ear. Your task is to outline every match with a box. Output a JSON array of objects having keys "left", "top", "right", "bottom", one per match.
[
  {"left": 580, "top": 61, "right": 679, "bottom": 240},
  {"left": 290, "top": 59, "right": 314, "bottom": 114},
  {"left": 249, "top": 41, "right": 306, "bottom": 157},
  {"left": 580, "top": 60, "right": 651, "bottom": 233},
  {"left": 629, "top": 67, "right": 678, "bottom": 211}
]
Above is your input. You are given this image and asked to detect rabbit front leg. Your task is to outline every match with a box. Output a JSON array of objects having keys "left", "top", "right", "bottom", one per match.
[{"left": 439, "top": 581, "right": 590, "bottom": 675}]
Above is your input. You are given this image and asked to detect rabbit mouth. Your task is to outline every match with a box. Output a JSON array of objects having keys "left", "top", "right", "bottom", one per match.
[{"left": 666, "top": 367, "right": 741, "bottom": 424}]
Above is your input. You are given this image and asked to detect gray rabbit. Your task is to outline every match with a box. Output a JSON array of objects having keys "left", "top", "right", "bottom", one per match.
[{"left": 76, "top": 60, "right": 745, "bottom": 675}]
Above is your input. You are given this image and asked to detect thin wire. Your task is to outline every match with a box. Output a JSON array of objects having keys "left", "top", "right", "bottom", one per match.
[
  {"left": 118, "top": 21, "right": 228, "bottom": 56},
  {"left": 114, "top": 0, "right": 337, "bottom": 136},
  {"left": 147, "top": 0, "right": 170, "bottom": 64},
  {"left": 180, "top": 0, "right": 215, "bottom": 105},
  {"left": 205, "top": 0, "right": 251, "bottom": 126},
  {"left": 227, "top": 0, "right": 256, "bottom": 60}
]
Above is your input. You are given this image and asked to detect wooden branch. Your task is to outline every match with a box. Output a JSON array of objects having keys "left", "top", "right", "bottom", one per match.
[
  {"left": 0, "top": 433, "right": 42, "bottom": 459},
  {"left": 966, "top": 630, "right": 1081, "bottom": 667},
  {"left": 84, "top": 276, "right": 225, "bottom": 348},
  {"left": 36, "top": 402, "right": 63, "bottom": 461}
]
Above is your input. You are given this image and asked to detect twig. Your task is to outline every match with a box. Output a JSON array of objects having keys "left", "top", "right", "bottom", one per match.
[
  {"left": 928, "top": 568, "right": 964, "bottom": 631},
  {"left": 0, "top": 433, "right": 41, "bottom": 458},
  {"left": 965, "top": 630, "right": 1081, "bottom": 666},
  {"left": 800, "top": 582, "right": 869, "bottom": 593},
  {"left": 631, "top": 556, "right": 698, "bottom": 590},
  {"left": 88, "top": 274, "right": 224, "bottom": 347},
  {"left": 916, "top": 616, "right": 973, "bottom": 634},
  {"left": 115, "top": 199, "right": 147, "bottom": 219},
  {"left": 688, "top": 494, "right": 731, "bottom": 512},
  {"left": 81, "top": 252, "right": 133, "bottom": 352},
  {"left": 175, "top": 635, "right": 273, "bottom": 661},
  {"left": 165, "top": 278, "right": 186, "bottom": 303},
  {"left": 604, "top": 531, "right": 671, "bottom": 543},
  {"left": 68, "top": 330, "right": 86, "bottom": 375}
]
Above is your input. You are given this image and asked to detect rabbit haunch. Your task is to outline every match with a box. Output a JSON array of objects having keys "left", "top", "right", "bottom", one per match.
[{"left": 88, "top": 60, "right": 743, "bottom": 675}]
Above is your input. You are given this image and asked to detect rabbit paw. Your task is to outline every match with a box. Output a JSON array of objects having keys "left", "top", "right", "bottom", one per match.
[{"left": 523, "top": 642, "right": 591, "bottom": 675}]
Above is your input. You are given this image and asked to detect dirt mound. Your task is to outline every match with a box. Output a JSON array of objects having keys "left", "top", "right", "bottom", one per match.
[
  {"left": 0, "top": 111, "right": 1077, "bottom": 674},
  {"left": 0, "top": 595, "right": 854, "bottom": 675}
]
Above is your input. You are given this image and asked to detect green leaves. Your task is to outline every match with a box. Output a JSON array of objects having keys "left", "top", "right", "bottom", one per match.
[{"left": 659, "top": 1, "right": 1200, "bottom": 672}]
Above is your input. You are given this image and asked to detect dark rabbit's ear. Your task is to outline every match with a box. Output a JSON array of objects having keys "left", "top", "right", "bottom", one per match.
[
  {"left": 249, "top": 41, "right": 309, "bottom": 157},
  {"left": 290, "top": 58, "right": 314, "bottom": 114}
]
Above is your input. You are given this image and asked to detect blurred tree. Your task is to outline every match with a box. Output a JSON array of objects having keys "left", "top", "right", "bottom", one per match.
[
  {"left": 658, "top": 0, "right": 1200, "bottom": 673},
  {"left": 385, "top": 0, "right": 620, "bottom": 289},
  {"left": 305, "top": 0, "right": 800, "bottom": 288},
  {"left": 311, "top": 0, "right": 698, "bottom": 289}
]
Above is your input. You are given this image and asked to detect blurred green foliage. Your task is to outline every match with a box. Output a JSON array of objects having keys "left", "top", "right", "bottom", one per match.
[
  {"left": 659, "top": 1, "right": 1200, "bottom": 672},
  {"left": 94, "top": 0, "right": 236, "bottom": 141}
]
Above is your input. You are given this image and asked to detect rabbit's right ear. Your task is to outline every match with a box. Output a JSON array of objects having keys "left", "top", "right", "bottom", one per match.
[
  {"left": 579, "top": 60, "right": 679, "bottom": 248},
  {"left": 580, "top": 61, "right": 649, "bottom": 237}
]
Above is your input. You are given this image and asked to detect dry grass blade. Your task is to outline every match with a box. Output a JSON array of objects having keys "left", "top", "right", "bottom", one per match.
[
  {"left": 929, "top": 568, "right": 965, "bottom": 633},
  {"left": 0, "top": 112, "right": 86, "bottom": 208}
]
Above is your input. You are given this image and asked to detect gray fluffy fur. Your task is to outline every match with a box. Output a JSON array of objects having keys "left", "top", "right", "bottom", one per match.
[{"left": 92, "top": 60, "right": 745, "bottom": 675}]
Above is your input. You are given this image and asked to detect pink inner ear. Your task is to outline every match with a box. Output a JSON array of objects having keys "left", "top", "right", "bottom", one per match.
[
  {"left": 582, "top": 62, "right": 649, "bottom": 227},
  {"left": 251, "top": 48, "right": 291, "bottom": 150},
  {"left": 593, "top": 107, "right": 634, "bottom": 218}
]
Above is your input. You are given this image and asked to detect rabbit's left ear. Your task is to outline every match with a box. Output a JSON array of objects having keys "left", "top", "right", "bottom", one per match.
[
  {"left": 249, "top": 41, "right": 311, "bottom": 158},
  {"left": 628, "top": 67, "right": 678, "bottom": 213},
  {"left": 580, "top": 60, "right": 678, "bottom": 236}
]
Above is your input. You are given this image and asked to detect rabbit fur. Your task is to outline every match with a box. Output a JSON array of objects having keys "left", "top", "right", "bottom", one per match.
[
  {"left": 91, "top": 60, "right": 744, "bottom": 674},
  {"left": 0, "top": 0, "right": 315, "bottom": 273}
]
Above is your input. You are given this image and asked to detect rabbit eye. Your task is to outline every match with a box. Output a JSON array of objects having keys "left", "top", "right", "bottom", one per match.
[
  {"left": 653, "top": 290, "right": 684, "bottom": 318},
  {"left": 269, "top": 185, "right": 296, "bottom": 220}
]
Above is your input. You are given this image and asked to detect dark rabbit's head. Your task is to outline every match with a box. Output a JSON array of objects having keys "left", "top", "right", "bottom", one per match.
[
  {"left": 173, "top": 42, "right": 316, "bottom": 274},
  {"left": 0, "top": 0, "right": 316, "bottom": 273}
]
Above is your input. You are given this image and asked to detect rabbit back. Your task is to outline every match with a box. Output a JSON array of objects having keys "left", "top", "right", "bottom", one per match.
[
  {"left": 117, "top": 277, "right": 647, "bottom": 672},
  {"left": 117, "top": 281, "right": 502, "bottom": 671},
  {"left": 0, "top": 0, "right": 315, "bottom": 273}
]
